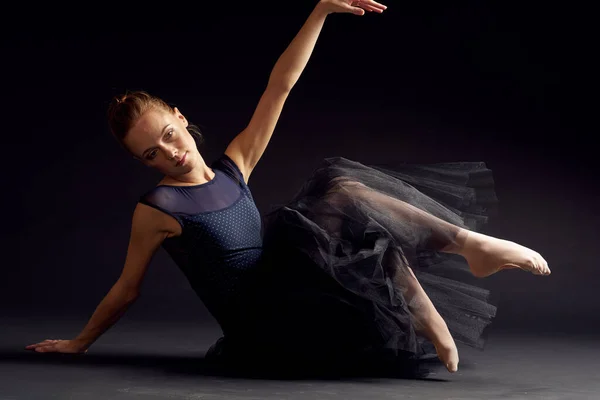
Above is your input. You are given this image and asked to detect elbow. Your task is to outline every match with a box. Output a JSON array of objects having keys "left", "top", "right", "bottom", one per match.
[
  {"left": 115, "top": 280, "right": 141, "bottom": 302},
  {"left": 267, "top": 75, "right": 294, "bottom": 94},
  {"left": 124, "top": 287, "right": 141, "bottom": 303},
  {"left": 126, "top": 290, "right": 140, "bottom": 303}
]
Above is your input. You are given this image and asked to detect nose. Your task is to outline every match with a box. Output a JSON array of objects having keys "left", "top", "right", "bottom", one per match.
[{"left": 166, "top": 147, "right": 178, "bottom": 160}]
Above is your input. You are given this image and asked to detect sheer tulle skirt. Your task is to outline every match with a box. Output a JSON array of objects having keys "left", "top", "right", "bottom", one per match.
[{"left": 209, "top": 157, "right": 499, "bottom": 375}]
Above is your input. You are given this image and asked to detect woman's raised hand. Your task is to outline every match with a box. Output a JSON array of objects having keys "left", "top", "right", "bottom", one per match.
[
  {"left": 319, "top": 0, "right": 388, "bottom": 16},
  {"left": 25, "top": 339, "right": 89, "bottom": 354}
]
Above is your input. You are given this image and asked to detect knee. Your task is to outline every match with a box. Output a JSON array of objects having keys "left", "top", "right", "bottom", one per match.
[{"left": 328, "top": 176, "right": 368, "bottom": 192}]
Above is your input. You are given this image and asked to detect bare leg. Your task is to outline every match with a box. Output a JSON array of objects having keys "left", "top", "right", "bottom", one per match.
[
  {"left": 319, "top": 179, "right": 549, "bottom": 370},
  {"left": 394, "top": 258, "right": 459, "bottom": 373},
  {"left": 323, "top": 183, "right": 459, "bottom": 371},
  {"left": 340, "top": 181, "right": 551, "bottom": 278}
]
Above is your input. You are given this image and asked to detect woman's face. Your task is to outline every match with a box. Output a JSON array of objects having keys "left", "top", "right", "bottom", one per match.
[{"left": 124, "top": 107, "right": 200, "bottom": 177}]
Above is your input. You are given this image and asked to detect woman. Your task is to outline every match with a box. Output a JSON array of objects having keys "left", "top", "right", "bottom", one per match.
[{"left": 25, "top": 0, "right": 550, "bottom": 377}]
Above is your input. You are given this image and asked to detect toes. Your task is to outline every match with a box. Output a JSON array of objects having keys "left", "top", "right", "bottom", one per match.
[
  {"left": 531, "top": 254, "right": 551, "bottom": 276},
  {"left": 448, "top": 363, "right": 458, "bottom": 373},
  {"left": 543, "top": 260, "right": 551, "bottom": 275},
  {"left": 537, "top": 256, "right": 551, "bottom": 275}
]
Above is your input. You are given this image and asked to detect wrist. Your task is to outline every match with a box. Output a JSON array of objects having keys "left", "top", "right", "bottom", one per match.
[
  {"left": 315, "top": 1, "right": 332, "bottom": 16},
  {"left": 73, "top": 336, "right": 94, "bottom": 348}
]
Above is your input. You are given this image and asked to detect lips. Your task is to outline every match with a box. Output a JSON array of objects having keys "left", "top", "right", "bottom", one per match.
[{"left": 176, "top": 152, "right": 187, "bottom": 167}]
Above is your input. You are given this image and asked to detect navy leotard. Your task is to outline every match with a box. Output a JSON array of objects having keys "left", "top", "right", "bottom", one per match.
[{"left": 139, "top": 154, "right": 264, "bottom": 335}]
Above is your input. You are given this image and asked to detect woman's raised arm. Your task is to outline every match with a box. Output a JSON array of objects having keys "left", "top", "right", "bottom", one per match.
[{"left": 224, "top": 0, "right": 388, "bottom": 180}]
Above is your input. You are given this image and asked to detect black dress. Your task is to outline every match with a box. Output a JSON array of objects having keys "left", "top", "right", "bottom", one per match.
[{"left": 140, "top": 153, "right": 498, "bottom": 377}]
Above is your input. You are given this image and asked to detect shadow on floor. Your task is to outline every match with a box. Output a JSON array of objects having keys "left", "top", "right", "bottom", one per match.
[{"left": 3, "top": 349, "right": 462, "bottom": 382}]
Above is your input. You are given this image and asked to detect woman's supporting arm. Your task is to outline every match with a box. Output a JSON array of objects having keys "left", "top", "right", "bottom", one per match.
[{"left": 73, "top": 281, "right": 139, "bottom": 348}]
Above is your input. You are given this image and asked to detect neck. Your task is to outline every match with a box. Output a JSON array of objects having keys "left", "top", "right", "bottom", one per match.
[
  {"left": 176, "top": 167, "right": 215, "bottom": 185},
  {"left": 164, "top": 158, "right": 215, "bottom": 186}
]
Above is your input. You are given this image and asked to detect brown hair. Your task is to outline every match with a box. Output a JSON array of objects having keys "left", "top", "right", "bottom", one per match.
[{"left": 107, "top": 90, "right": 204, "bottom": 156}]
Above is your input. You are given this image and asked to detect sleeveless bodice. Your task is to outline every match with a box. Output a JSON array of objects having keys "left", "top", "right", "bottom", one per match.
[{"left": 139, "top": 154, "right": 263, "bottom": 333}]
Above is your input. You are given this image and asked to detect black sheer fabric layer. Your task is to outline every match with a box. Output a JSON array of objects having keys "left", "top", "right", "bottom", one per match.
[
  {"left": 220, "top": 157, "right": 499, "bottom": 369},
  {"left": 140, "top": 154, "right": 500, "bottom": 375}
]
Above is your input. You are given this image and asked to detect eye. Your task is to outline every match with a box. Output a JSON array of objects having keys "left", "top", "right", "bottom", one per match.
[
  {"left": 166, "top": 129, "right": 174, "bottom": 138},
  {"left": 147, "top": 150, "right": 158, "bottom": 160}
]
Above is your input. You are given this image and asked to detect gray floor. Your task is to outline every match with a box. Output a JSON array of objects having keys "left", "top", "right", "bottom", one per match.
[{"left": 2, "top": 317, "right": 599, "bottom": 400}]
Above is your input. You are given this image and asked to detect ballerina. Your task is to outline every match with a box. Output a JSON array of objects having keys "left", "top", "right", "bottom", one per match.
[{"left": 25, "top": 0, "right": 549, "bottom": 375}]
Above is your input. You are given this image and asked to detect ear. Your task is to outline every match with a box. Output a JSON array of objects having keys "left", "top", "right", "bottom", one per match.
[{"left": 173, "top": 107, "right": 189, "bottom": 127}]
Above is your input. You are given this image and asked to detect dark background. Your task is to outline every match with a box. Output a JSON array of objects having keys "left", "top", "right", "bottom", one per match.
[{"left": 2, "top": 1, "right": 596, "bottom": 337}]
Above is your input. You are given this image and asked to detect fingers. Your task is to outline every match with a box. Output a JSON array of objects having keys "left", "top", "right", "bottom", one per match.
[
  {"left": 34, "top": 345, "right": 56, "bottom": 353},
  {"left": 25, "top": 339, "right": 61, "bottom": 351},
  {"left": 346, "top": 1, "right": 387, "bottom": 15},
  {"left": 359, "top": 4, "right": 380, "bottom": 13},
  {"left": 360, "top": 0, "right": 387, "bottom": 12},
  {"left": 27, "top": 344, "right": 56, "bottom": 352},
  {"left": 25, "top": 340, "right": 50, "bottom": 349},
  {"left": 347, "top": 4, "right": 366, "bottom": 16}
]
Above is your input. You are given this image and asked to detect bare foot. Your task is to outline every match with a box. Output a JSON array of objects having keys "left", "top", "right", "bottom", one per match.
[
  {"left": 460, "top": 231, "right": 551, "bottom": 278},
  {"left": 414, "top": 310, "right": 459, "bottom": 373}
]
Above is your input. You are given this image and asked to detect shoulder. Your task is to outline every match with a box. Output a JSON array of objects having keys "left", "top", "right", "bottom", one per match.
[
  {"left": 216, "top": 150, "right": 250, "bottom": 185},
  {"left": 133, "top": 202, "right": 181, "bottom": 238}
]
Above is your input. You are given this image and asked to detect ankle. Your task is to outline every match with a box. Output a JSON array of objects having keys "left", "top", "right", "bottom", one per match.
[
  {"left": 455, "top": 229, "right": 489, "bottom": 258},
  {"left": 415, "top": 309, "right": 449, "bottom": 337},
  {"left": 441, "top": 228, "right": 471, "bottom": 255}
]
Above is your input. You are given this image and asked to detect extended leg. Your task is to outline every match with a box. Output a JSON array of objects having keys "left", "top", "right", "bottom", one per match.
[{"left": 330, "top": 178, "right": 551, "bottom": 278}]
